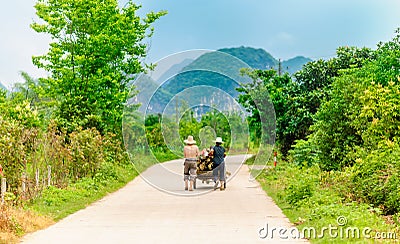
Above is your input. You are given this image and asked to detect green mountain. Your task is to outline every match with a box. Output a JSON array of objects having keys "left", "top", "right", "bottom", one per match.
[
  {"left": 137, "top": 46, "right": 312, "bottom": 114},
  {"left": 281, "top": 56, "right": 312, "bottom": 75},
  {"left": 147, "top": 50, "right": 251, "bottom": 113},
  {"left": 0, "top": 82, "right": 6, "bottom": 91},
  {"left": 218, "top": 46, "right": 278, "bottom": 70},
  {"left": 156, "top": 58, "right": 194, "bottom": 84},
  {"left": 217, "top": 47, "right": 311, "bottom": 74},
  {"left": 132, "top": 74, "right": 174, "bottom": 113}
]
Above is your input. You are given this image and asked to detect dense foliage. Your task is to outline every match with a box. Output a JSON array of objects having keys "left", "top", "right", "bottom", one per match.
[
  {"left": 239, "top": 28, "right": 400, "bottom": 216},
  {"left": 0, "top": 1, "right": 165, "bottom": 203},
  {"left": 31, "top": 0, "right": 166, "bottom": 134},
  {"left": 144, "top": 108, "right": 249, "bottom": 161},
  {"left": 253, "top": 158, "right": 399, "bottom": 243},
  {"left": 1, "top": 0, "right": 399, "bottom": 238},
  {"left": 238, "top": 46, "right": 376, "bottom": 157}
]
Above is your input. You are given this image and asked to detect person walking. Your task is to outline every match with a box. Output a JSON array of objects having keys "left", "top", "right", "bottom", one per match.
[
  {"left": 183, "top": 136, "right": 199, "bottom": 191},
  {"left": 210, "top": 137, "right": 226, "bottom": 191}
]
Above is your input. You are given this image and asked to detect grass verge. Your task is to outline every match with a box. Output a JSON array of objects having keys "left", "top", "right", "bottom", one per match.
[
  {"left": 248, "top": 156, "right": 399, "bottom": 243},
  {"left": 0, "top": 205, "right": 54, "bottom": 244},
  {"left": 1, "top": 153, "right": 171, "bottom": 243},
  {"left": 27, "top": 163, "right": 138, "bottom": 221}
]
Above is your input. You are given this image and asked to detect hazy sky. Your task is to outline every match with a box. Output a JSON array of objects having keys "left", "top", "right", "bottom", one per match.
[{"left": 1, "top": 0, "right": 400, "bottom": 88}]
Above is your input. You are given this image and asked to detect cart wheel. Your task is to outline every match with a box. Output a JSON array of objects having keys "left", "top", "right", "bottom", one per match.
[{"left": 224, "top": 182, "right": 226, "bottom": 189}]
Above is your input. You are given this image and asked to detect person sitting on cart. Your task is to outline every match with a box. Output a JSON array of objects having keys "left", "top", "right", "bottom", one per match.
[
  {"left": 183, "top": 135, "right": 199, "bottom": 191},
  {"left": 210, "top": 137, "right": 226, "bottom": 191}
]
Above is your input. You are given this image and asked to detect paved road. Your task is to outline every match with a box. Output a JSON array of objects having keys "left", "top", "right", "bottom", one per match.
[{"left": 21, "top": 155, "right": 308, "bottom": 243}]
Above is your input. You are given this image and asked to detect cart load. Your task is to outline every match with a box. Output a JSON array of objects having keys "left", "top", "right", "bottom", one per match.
[
  {"left": 193, "top": 148, "right": 229, "bottom": 189},
  {"left": 197, "top": 148, "right": 214, "bottom": 171}
]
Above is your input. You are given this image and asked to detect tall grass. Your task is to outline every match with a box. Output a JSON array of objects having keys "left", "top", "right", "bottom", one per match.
[{"left": 251, "top": 156, "right": 400, "bottom": 243}]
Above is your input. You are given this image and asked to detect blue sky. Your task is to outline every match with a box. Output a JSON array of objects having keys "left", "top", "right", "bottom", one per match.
[{"left": 1, "top": 0, "right": 399, "bottom": 88}]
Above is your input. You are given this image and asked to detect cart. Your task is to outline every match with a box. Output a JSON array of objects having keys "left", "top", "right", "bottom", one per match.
[{"left": 193, "top": 153, "right": 227, "bottom": 189}]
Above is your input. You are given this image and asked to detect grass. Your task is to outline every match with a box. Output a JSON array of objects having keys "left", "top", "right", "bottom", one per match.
[
  {"left": 0, "top": 204, "right": 54, "bottom": 244},
  {"left": 1, "top": 152, "right": 171, "bottom": 244},
  {"left": 28, "top": 163, "right": 138, "bottom": 221},
  {"left": 1, "top": 163, "right": 138, "bottom": 243},
  {"left": 249, "top": 156, "right": 400, "bottom": 243}
]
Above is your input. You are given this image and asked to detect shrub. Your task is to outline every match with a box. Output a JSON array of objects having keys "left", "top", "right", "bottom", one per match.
[
  {"left": 283, "top": 164, "right": 320, "bottom": 206},
  {"left": 350, "top": 143, "right": 400, "bottom": 215},
  {"left": 289, "top": 137, "right": 320, "bottom": 167},
  {"left": 285, "top": 183, "right": 313, "bottom": 206},
  {"left": 0, "top": 116, "right": 35, "bottom": 189},
  {"left": 68, "top": 127, "right": 105, "bottom": 181}
]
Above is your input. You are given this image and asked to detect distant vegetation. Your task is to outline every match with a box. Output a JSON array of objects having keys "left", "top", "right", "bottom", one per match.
[
  {"left": 139, "top": 46, "right": 311, "bottom": 114},
  {"left": 219, "top": 47, "right": 312, "bottom": 74}
]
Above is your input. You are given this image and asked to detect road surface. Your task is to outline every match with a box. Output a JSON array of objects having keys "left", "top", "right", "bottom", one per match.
[{"left": 21, "top": 155, "right": 308, "bottom": 243}]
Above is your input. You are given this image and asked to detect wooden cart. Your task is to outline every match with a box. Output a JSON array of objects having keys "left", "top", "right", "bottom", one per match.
[{"left": 193, "top": 154, "right": 227, "bottom": 189}]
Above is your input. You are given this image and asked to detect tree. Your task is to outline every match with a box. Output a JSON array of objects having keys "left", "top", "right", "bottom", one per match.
[
  {"left": 236, "top": 46, "right": 376, "bottom": 157},
  {"left": 31, "top": 0, "right": 166, "bottom": 134},
  {"left": 237, "top": 69, "right": 288, "bottom": 153},
  {"left": 301, "top": 29, "right": 400, "bottom": 170},
  {"left": 200, "top": 110, "right": 232, "bottom": 149},
  {"left": 10, "top": 72, "right": 40, "bottom": 107},
  {"left": 288, "top": 46, "right": 375, "bottom": 147}
]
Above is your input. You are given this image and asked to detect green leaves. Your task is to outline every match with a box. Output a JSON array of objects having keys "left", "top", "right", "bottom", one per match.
[
  {"left": 299, "top": 29, "right": 400, "bottom": 171},
  {"left": 31, "top": 0, "right": 166, "bottom": 134}
]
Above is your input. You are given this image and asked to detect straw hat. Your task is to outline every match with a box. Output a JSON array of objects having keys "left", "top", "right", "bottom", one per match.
[
  {"left": 215, "top": 137, "right": 224, "bottom": 143},
  {"left": 184, "top": 135, "right": 196, "bottom": 144}
]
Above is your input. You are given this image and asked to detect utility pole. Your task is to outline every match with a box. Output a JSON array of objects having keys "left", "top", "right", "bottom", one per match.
[
  {"left": 278, "top": 58, "right": 282, "bottom": 76},
  {"left": 175, "top": 99, "right": 179, "bottom": 124}
]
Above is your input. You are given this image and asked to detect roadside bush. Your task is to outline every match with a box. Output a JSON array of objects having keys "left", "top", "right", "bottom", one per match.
[
  {"left": 255, "top": 159, "right": 399, "bottom": 243},
  {"left": 42, "top": 121, "right": 71, "bottom": 188},
  {"left": 285, "top": 183, "right": 313, "bottom": 206},
  {"left": 93, "top": 161, "right": 119, "bottom": 184},
  {"left": 282, "top": 164, "right": 320, "bottom": 206},
  {"left": 68, "top": 127, "right": 105, "bottom": 181},
  {"left": 102, "top": 132, "right": 130, "bottom": 166},
  {"left": 289, "top": 137, "right": 320, "bottom": 167},
  {"left": 0, "top": 116, "right": 37, "bottom": 189},
  {"left": 0, "top": 109, "right": 129, "bottom": 200},
  {"left": 350, "top": 144, "right": 400, "bottom": 215}
]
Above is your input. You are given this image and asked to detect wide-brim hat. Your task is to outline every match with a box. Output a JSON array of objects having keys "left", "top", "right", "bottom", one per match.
[
  {"left": 184, "top": 135, "right": 196, "bottom": 144},
  {"left": 215, "top": 137, "right": 224, "bottom": 143}
]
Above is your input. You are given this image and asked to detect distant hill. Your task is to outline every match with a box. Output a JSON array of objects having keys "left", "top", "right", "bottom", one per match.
[
  {"left": 136, "top": 46, "right": 312, "bottom": 114},
  {"left": 218, "top": 46, "right": 278, "bottom": 70},
  {"left": 218, "top": 47, "right": 311, "bottom": 75},
  {"left": 0, "top": 82, "right": 6, "bottom": 91},
  {"left": 147, "top": 51, "right": 248, "bottom": 113},
  {"left": 281, "top": 56, "right": 312, "bottom": 75},
  {"left": 133, "top": 74, "right": 174, "bottom": 113},
  {"left": 156, "top": 58, "right": 194, "bottom": 84}
]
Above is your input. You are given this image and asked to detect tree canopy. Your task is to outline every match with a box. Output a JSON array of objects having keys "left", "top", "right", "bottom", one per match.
[{"left": 31, "top": 0, "right": 166, "bottom": 134}]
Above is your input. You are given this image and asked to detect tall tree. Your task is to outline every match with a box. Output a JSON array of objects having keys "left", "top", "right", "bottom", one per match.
[
  {"left": 237, "top": 46, "right": 376, "bottom": 157},
  {"left": 31, "top": 0, "right": 166, "bottom": 134},
  {"left": 308, "top": 30, "right": 400, "bottom": 170}
]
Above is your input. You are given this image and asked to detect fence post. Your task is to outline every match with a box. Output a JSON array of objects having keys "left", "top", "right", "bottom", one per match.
[
  {"left": 1, "top": 178, "right": 6, "bottom": 204},
  {"left": 35, "top": 168, "right": 39, "bottom": 188},
  {"left": 47, "top": 166, "right": 51, "bottom": 187},
  {"left": 22, "top": 173, "right": 26, "bottom": 199}
]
